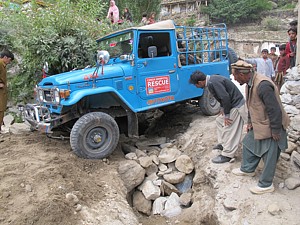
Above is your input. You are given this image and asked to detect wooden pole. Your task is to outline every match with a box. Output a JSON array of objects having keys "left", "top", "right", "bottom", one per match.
[{"left": 296, "top": 0, "right": 300, "bottom": 66}]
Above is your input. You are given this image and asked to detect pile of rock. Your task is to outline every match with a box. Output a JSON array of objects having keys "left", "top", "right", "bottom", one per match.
[
  {"left": 118, "top": 136, "right": 194, "bottom": 217},
  {"left": 280, "top": 66, "right": 300, "bottom": 189}
]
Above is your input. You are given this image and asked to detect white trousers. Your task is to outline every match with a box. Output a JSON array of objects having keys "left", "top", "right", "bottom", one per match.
[{"left": 216, "top": 104, "right": 247, "bottom": 158}]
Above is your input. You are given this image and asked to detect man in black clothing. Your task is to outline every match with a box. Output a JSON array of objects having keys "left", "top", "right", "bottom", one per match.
[{"left": 189, "top": 71, "right": 247, "bottom": 163}]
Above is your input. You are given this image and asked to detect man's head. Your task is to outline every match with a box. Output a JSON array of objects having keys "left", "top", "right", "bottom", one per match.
[
  {"left": 261, "top": 49, "right": 269, "bottom": 59},
  {"left": 270, "top": 47, "right": 276, "bottom": 54},
  {"left": 0, "top": 49, "right": 14, "bottom": 65},
  {"left": 287, "top": 28, "right": 297, "bottom": 41},
  {"left": 231, "top": 60, "right": 253, "bottom": 85},
  {"left": 189, "top": 70, "right": 207, "bottom": 88}
]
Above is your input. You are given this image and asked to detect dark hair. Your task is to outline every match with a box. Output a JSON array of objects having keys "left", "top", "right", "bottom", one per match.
[
  {"left": 288, "top": 27, "right": 297, "bottom": 34},
  {"left": 0, "top": 49, "right": 14, "bottom": 60},
  {"left": 142, "top": 13, "right": 147, "bottom": 17},
  {"left": 270, "top": 47, "right": 276, "bottom": 50},
  {"left": 289, "top": 20, "right": 297, "bottom": 27},
  {"left": 189, "top": 70, "right": 206, "bottom": 84},
  {"left": 279, "top": 44, "right": 286, "bottom": 51}
]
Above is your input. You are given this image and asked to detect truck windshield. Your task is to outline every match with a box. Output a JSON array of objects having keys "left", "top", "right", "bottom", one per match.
[{"left": 98, "top": 31, "right": 133, "bottom": 58}]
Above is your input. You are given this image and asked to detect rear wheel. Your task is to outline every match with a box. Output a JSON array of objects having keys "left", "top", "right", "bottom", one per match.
[
  {"left": 211, "top": 47, "right": 238, "bottom": 74},
  {"left": 70, "top": 112, "right": 119, "bottom": 159},
  {"left": 199, "top": 87, "right": 220, "bottom": 116}
]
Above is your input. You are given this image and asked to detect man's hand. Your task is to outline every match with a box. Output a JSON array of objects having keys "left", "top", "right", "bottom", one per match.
[
  {"left": 272, "top": 133, "right": 281, "bottom": 141},
  {"left": 224, "top": 118, "right": 233, "bottom": 126},
  {"left": 247, "top": 123, "right": 253, "bottom": 132}
]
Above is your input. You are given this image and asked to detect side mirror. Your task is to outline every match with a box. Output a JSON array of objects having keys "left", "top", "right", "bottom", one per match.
[
  {"left": 148, "top": 46, "right": 157, "bottom": 58},
  {"left": 97, "top": 50, "right": 110, "bottom": 64}
]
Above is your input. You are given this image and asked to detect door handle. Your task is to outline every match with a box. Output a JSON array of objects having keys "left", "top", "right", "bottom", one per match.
[{"left": 169, "top": 70, "right": 175, "bottom": 74}]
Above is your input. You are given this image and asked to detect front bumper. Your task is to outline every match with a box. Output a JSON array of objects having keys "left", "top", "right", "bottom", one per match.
[{"left": 23, "top": 104, "right": 53, "bottom": 133}]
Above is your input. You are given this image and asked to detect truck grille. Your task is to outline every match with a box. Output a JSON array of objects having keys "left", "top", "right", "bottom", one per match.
[{"left": 44, "top": 90, "right": 52, "bottom": 102}]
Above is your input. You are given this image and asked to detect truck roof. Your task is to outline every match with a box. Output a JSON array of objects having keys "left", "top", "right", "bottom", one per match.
[{"left": 96, "top": 20, "right": 176, "bottom": 42}]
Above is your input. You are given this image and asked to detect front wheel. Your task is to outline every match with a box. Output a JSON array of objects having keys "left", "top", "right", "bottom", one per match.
[
  {"left": 70, "top": 112, "right": 119, "bottom": 159},
  {"left": 199, "top": 87, "right": 220, "bottom": 116}
]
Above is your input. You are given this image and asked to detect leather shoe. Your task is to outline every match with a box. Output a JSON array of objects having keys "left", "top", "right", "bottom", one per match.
[
  {"left": 212, "top": 144, "right": 223, "bottom": 150},
  {"left": 211, "top": 155, "right": 231, "bottom": 164}
]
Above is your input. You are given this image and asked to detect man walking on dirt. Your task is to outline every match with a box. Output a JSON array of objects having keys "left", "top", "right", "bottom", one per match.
[
  {"left": 189, "top": 71, "right": 247, "bottom": 164},
  {"left": 0, "top": 49, "right": 14, "bottom": 133},
  {"left": 231, "top": 60, "right": 290, "bottom": 194}
]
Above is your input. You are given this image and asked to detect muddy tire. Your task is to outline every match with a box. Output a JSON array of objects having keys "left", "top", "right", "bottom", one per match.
[
  {"left": 199, "top": 87, "right": 220, "bottom": 116},
  {"left": 70, "top": 112, "right": 119, "bottom": 159}
]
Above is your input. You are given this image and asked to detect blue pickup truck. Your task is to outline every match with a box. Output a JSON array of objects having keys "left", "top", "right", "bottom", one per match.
[{"left": 24, "top": 20, "right": 237, "bottom": 159}]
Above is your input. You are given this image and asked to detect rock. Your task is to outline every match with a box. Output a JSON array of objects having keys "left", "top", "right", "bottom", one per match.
[
  {"left": 141, "top": 180, "right": 161, "bottom": 200},
  {"left": 284, "top": 105, "right": 300, "bottom": 115},
  {"left": 268, "top": 203, "right": 281, "bottom": 215},
  {"left": 290, "top": 115, "right": 300, "bottom": 131},
  {"left": 66, "top": 193, "right": 79, "bottom": 206},
  {"left": 25, "top": 184, "right": 32, "bottom": 192},
  {"left": 137, "top": 173, "right": 159, "bottom": 191},
  {"left": 135, "top": 149, "right": 147, "bottom": 158},
  {"left": 175, "top": 155, "right": 194, "bottom": 174},
  {"left": 158, "top": 147, "right": 181, "bottom": 164},
  {"left": 179, "top": 192, "right": 192, "bottom": 206},
  {"left": 125, "top": 152, "right": 137, "bottom": 160},
  {"left": 286, "top": 141, "right": 297, "bottom": 154},
  {"left": 75, "top": 204, "right": 82, "bottom": 211},
  {"left": 223, "top": 198, "right": 238, "bottom": 211},
  {"left": 175, "top": 173, "right": 194, "bottom": 193},
  {"left": 160, "top": 181, "right": 181, "bottom": 196},
  {"left": 133, "top": 191, "right": 152, "bottom": 216},
  {"left": 162, "top": 192, "right": 182, "bottom": 218},
  {"left": 285, "top": 177, "right": 300, "bottom": 190},
  {"left": 163, "top": 171, "right": 186, "bottom": 184},
  {"left": 3, "top": 114, "right": 14, "bottom": 126},
  {"left": 158, "top": 163, "right": 168, "bottom": 172},
  {"left": 291, "top": 151, "right": 300, "bottom": 168},
  {"left": 145, "top": 163, "right": 158, "bottom": 176},
  {"left": 9, "top": 123, "right": 31, "bottom": 134},
  {"left": 121, "top": 143, "right": 138, "bottom": 154},
  {"left": 139, "top": 156, "right": 153, "bottom": 168},
  {"left": 136, "top": 137, "right": 167, "bottom": 149},
  {"left": 153, "top": 197, "right": 168, "bottom": 215},
  {"left": 118, "top": 160, "right": 146, "bottom": 192},
  {"left": 150, "top": 154, "right": 160, "bottom": 165},
  {"left": 280, "top": 152, "right": 290, "bottom": 161}
]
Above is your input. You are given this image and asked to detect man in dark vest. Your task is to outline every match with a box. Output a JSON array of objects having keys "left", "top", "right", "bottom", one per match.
[{"left": 231, "top": 60, "right": 290, "bottom": 194}]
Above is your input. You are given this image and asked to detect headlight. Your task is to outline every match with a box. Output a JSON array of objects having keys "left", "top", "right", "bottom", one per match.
[
  {"left": 38, "top": 89, "right": 44, "bottom": 102},
  {"left": 54, "top": 88, "right": 60, "bottom": 104}
]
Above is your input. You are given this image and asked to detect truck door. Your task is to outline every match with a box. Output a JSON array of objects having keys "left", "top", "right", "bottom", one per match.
[{"left": 136, "top": 31, "right": 179, "bottom": 107}]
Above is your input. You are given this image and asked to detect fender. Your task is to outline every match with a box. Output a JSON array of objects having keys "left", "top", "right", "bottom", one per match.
[{"left": 60, "top": 86, "right": 137, "bottom": 112}]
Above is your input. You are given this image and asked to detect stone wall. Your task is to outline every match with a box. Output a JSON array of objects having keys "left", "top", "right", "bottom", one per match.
[{"left": 280, "top": 66, "right": 300, "bottom": 170}]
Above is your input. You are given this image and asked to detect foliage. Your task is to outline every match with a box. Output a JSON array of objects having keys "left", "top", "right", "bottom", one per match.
[
  {"left": 116, "top": 0, "right": 161, "bottom": 24},
  {"left": 202, "top": 0, "right": 272, "bottom": 25},
  {"left": 1, "top": 0, "right": 132, "bottom": 103},
  {"left": 261, "top": 16, "right": 280, "bottom": 31}
]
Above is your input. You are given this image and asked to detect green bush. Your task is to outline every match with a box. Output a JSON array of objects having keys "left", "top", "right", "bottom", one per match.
[
  {"left": 1, "top": 0, "right": 118, "bottom": 103},
  {"left": 261, "top": 16, "right": 280, "bottom": 31},
  {"left": 203, "top": 0, "right": 272, "bottom": 25}
]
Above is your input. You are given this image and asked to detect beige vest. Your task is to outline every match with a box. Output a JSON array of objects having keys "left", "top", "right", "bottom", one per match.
[{"left": 247, "top": 73, "right": 290, "bottom": 140}]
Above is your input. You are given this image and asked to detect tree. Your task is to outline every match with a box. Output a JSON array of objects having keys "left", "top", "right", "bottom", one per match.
[
  {"left": 115, "top": 0, "right": 162, "bottom": 23},
  {"left": 203, "top": 0, "right": 272, "bottom": 25}
]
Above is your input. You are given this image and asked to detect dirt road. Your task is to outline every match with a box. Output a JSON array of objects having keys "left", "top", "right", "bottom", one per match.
[{"left": 1, "top": 104, "right": 299, "bottom": 225}]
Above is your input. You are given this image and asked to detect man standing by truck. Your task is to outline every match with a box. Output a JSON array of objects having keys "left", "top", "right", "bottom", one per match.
[
  {"left": 0, "top": 49, "right": 14, "bottom": 133},
  {"left": 189, "top": 71, "right": 247, "bottom": 163},
  {"left": 231, "top": 60, "right": 290, "bottom": 194}
]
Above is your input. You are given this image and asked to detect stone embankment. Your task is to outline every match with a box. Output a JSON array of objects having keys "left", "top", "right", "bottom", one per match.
[{"left": 281, "top": 66, "right": 300, "bottom": 189}]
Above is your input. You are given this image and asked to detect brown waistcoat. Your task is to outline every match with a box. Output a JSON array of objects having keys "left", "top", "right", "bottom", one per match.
[{"left": 246, "top": 73, "right": 290, "bottom": 140}]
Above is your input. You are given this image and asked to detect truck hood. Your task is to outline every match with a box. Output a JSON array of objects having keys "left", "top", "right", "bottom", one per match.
[{"left": 39, "top": 65, "right": 124, "bottom": 86}]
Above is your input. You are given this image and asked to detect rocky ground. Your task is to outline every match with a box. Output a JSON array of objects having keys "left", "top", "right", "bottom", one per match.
[{"left": 1, "top": 101, "right": 300, "bottom": 225}]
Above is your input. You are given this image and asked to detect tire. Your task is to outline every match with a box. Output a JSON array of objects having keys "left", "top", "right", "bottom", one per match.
[
  {"left": 70, "top": 112, "right": 119, "bottom": 159},
  {"left": 211, "top": 47, "right": 238, "bottom": 74},
  {"left": 199, "top": 87, "right": 220, "bottom": 116}
]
